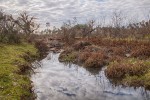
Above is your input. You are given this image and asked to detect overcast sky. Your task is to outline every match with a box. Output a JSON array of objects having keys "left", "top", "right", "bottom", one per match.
[{"left": 0, "top": 0, "right": 150, "bottom": 28}]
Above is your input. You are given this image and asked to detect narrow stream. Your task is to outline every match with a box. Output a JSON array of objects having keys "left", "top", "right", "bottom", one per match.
[{"left": 31, "top": 53, "right": 150, "bottom": 100}]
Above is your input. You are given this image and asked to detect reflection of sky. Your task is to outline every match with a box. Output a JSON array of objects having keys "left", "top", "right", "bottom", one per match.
[{"left": 0, "top": 0, "right": 150, "bottom": 28}]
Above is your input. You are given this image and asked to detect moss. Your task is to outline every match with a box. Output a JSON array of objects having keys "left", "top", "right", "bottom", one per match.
[{"left": 0, "top": 43, "right": 38, "bottom": 99}]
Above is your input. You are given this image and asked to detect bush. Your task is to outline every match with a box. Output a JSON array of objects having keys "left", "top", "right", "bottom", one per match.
[
  {"left": 0, "top": 10, "right": 39, "bottom": 44},
  {"left": 78, "top": 52, "right": 91, "bottom": 62},
  {"left": 34, "top": 40, "right": 49, "bottom": 57},
  {"left": 84, "top": 52, "right": 108, "bottom": 68}
]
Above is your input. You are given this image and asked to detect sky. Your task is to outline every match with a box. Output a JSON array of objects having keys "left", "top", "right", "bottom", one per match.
[{"left": 0, "top": 0, "right": 150, "bottom": 28}]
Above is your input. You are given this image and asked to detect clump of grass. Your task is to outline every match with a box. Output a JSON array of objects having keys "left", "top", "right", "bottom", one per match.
[
  {"left": 59, "top": 50, "right": 78, "bottom": 62},
  {"left": 122, "top": 71, "right": 150, "bottom": 89},
  {"left": 105, "top": 59, "right": 150, "bottom": 79},
  {"left": 122, "top": 75, "right": 144, "bottom": 88},
  {"left": 105, "top": 58, "right": 150, "bottom": 89}
]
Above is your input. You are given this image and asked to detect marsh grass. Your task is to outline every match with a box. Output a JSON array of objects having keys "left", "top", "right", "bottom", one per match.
[
  {"left": 105, "top": 58, "right": 150, "bottom": 89},
  {"left": 84, "top": 52, "right": 108, "bottom": 68},
  {"left": 0, "top": 43, "right": 38, "bottom": 100},
  {"left": 59, "top": 51, "right": 78, "bottom": 62},
  {"left": 59, "top": 37, "right": 150, "bottom": 89}
]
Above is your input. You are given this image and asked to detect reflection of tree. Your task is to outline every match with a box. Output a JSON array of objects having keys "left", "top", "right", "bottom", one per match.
[
  {"left": 140, "top": 88, "right": 150, "bottom": 100},
  {"left": 85, "top": 67, "right": 102, "bottom": 75}
]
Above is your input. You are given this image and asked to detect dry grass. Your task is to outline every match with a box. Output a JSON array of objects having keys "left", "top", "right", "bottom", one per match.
[
  {"left": 105, "top": 59, "right": 150, "bottom": 79},
  {"left": 73, "top": 41, "right": 91, "bottom": 51},
  {"left": 78, "top": 52, "right": 91, "bottom": 62},
  {"left": 131, "top": 46, "right": 150, "bottom": 59},
  {"left": 88, "top": 38, "right": 150, "bottom": 48}
]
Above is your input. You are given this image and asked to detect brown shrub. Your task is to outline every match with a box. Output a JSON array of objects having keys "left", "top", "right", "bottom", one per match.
[
  {"left": 34, "top": 40, "right": 49, "bottom": 57},
  {"left": 84, "top": 52, "right": 108, "bottom": 68},
  {"left": 78, "top": 52, "right": 91, "bottom": 62},
  {"left": 122, "top": 76, "right": 144, "bottom": 88}
]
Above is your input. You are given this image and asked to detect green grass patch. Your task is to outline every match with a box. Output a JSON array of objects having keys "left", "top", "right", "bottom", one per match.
[{"left": 0, "top": 43, "right": 38, "bottom": 100}]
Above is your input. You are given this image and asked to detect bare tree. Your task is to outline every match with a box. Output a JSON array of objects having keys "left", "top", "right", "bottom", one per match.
[{"left": 17, "top": 11, "right": 39, "bottom": 37}]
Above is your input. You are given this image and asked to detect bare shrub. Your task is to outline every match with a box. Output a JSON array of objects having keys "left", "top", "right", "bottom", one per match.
[
  {"left": 0, "top": 10, "right": 39, "bottom": 44},
  {"left": 34, "top": 40, "right": 49, "bottom": 57},
  {"left": 17, "top": 11, "right": 39, "bottom": 39},
  {"left": 0, "top": 10, "right": 21, "bottom": 43}
]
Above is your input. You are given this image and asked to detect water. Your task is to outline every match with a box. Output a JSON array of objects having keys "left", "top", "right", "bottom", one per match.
[{"left": 31, "top": 53, "right": 150, "bottom": 100}]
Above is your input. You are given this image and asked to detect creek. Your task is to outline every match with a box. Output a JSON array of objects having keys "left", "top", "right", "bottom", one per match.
[{"left": 31, "top": 53, "right": 150, "bottom": 100}]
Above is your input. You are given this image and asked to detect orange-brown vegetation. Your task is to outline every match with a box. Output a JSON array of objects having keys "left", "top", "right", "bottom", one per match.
[
  {"left": 78, "top": 51, "right": 91, "bottom": 62},
  {"left": 84, "top": 52, "right": 108, "bottom": 68},
  {"left": 49, "top": 13, "right": 150, "bottom": 89},
  {"left": 131, "top": 46, "right": 150, "bottom": 59},
  {"left": 105, "top": 59, "right": 149, "bottom": 79}
]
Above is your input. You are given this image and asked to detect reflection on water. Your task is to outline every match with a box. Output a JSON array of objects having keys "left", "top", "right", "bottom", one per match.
[{"left": 31, "top": 53, "right": 150, "bottom": 100}]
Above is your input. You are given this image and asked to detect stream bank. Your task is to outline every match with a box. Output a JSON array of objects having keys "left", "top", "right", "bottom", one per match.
[
  {"left": 0, "top": 43, "right": 39, "bottom": 100},
  {"left": 31, "top": 53, "right": 150, "bottom": 100},
  {"left": 59, "top": 39, "right": 150, "bottom": 90}
]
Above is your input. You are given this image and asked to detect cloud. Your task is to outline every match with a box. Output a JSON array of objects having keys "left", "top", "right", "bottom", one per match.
[{"left": 0, "top": 0, "right": 150, "bottom": 28}]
